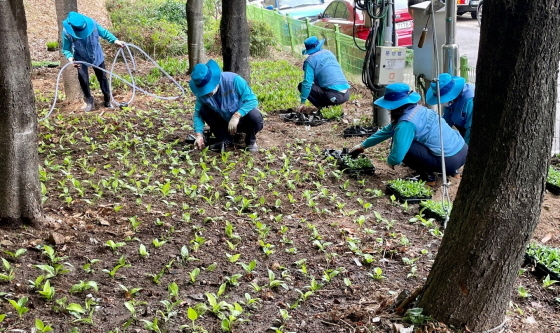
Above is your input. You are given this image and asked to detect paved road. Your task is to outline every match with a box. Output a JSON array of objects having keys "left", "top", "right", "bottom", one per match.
[{"left": 455, "top": 15, "right": 480, "bottom": 67}]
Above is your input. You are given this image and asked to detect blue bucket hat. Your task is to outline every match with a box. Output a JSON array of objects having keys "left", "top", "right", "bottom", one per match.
[
  {"left": 63, "top": 12, "right": 95, "bottom": 39},
  {"left": 426, "top": 73, "right": 466, "bottom": 105},
  {"left": 302, "top": 36, "right": 325, "bottom": 55},
  {"left": 189, "top": 60, "right": 222, "bottom": 97},
  {"left": 374, "top": 83, "right": 421, "bottom": 110}
]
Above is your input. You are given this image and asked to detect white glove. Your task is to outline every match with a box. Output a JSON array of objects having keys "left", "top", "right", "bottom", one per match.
[
  {"left": 68, "top": 57, "right": 80, "bottom": 68},
  {"left": 349, "top": 144, "right": 365, "bottom": 157},
  {"left": 228, "top": 112, "right": 241, "bottom": 136},
  {"left": 296, "top": 103, "right": 305, "bottom": 113},
  {"left": 194, "top": 134, "right": 205, "bottom": 150},
  {"left": 114, "top": 40, "right": 125, "bottom": 47}
]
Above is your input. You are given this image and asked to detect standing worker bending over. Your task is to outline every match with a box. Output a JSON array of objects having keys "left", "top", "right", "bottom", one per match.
[
  {"left": 189, "top": 60, "right": 264, "bottom": 153},
  {"left": 296, "top": 36, "right": 351, "bottom": 112},
  {"left": 426, "top": 73, "right": 475, "bottom": 145},
  {"left": 62, "top": 11, "right": 125, "bottom": 112}
]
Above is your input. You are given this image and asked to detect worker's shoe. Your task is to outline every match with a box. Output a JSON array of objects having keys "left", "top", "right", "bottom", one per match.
[
  {"left": 82, "top": 97, "right": 95, "bottom": 112},
  {"left": 245, "top": 143, "right": 258, "bottom": 153},
  {"left": 209, "top": 140, "right": 234, "bottom": 152},
  {"left": 104, "top": 101, "right": 114, "bottom": 109},
  {"left": 407, "top": 173, "right": 437, "bottom": 186}
]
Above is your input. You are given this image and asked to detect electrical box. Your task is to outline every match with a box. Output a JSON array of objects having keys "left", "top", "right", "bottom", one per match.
[
  {"left": 411, "top": 1, "right": 446, "bottom": 81},
  {"left": 374, "top": 46, "right": 407, "bottom": 85}
]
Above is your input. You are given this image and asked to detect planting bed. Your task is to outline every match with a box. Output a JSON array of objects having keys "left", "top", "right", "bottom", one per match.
[{"left": 342, "top": 125, "right": 378, "bottom": 138}]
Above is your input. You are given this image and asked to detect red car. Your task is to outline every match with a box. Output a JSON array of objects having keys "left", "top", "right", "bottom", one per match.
[{"left": 313, "top": 0, "right": 413, "bottom": 47}]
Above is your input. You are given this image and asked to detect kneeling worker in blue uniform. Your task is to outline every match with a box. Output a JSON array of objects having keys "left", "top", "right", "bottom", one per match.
[
  {"left": 426, "top": 73, "right": 475, "bottom": 145},
  {"left": 349, "top": 83, "right": 468, "bottom": 185},
  {"left": 296, "top": 36, "right": 351, "bottom": 112},
  {"left": 189, "top": 60, "right": 264, "bottom": 153}
]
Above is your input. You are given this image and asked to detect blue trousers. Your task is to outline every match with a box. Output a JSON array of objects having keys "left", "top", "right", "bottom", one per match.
[
  {"left": 199, "top": 107, "right": 264, "bottom": 145},
  {"left": 403, "top": 142, "right": 468, "bottom": 176}
]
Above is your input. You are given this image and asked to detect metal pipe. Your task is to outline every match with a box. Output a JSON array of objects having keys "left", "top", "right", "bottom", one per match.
[
  {"left": 442, "top": 0, "right": 459, "bottom": 75},
  {"left": 376, "top": 0, "right": 393, "bottom": 127}
]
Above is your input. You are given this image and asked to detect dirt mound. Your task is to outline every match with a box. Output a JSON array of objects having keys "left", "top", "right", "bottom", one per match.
[{"left": 23, "top": 0, "right": 110, "bottom": 62}]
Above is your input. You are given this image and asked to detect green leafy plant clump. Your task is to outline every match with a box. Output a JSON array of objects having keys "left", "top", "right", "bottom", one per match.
[
  {"left": 249, "top": 20, "right": 277, "bottom": 58},
  {"left": 320, "top": 105, "right": 344, "bottom": 120},
  {"left": 46, "top": 41, "right": 59, "bottom": 51},
  {"left": 547, "top": 167, "right": 560, "bottom": 186},
  {"left": 419, "top": 200, "right": 452, "bottom": 219},
  {"left": 341, "top": 155, "right": 374, "bottom": 169},
  {"left": 387, "top": 178, "right": 433, "bottom": 198},
  {"left": 527, "top": 242, "right": 560, "bottom": 277}
]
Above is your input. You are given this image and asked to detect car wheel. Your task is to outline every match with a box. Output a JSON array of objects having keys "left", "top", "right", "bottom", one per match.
[
  {"left": 471, "top": 10, "right": 477, "bottom": 19},
  {"left": 477, "top": 3, "right": 482, "bottom": 26}
]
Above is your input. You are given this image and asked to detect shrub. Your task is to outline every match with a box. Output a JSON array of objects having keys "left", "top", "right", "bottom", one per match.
[
  {"left": 249, "top": 20, "right": 276, "bottom": 58},
  {"left": 106, "top": 0, "right": 188, "bottom": 58}
]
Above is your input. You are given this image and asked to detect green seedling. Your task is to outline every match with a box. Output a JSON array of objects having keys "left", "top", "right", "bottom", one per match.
[
  {"left": 70, "top": 280, "right": 98, "bottom": 294},
  {"left": 542, "top": 274, "right": 558, "bottom": 289},
  {"left": 105, "top": 240, "right": 126, "bottom": 252},
  {"left": 37, "top": 280, "right": 56, "bottom": 301},
  {"left": 9, "top": 296, "right": 29, "bottom": 318},
  {"left": 28, "top": 274, "right": 46, "bottom": 290},
  {"left": 226, "top": 253, "right": 241, "bottom": 263},
  {"left": 119, "top": 284, "right": 143, "bottom": 298},
  {"left": 3, "top": 248, "right": 27, "bottom": 260},
  {"left": 224, "top": 273, "right": 243, "bottom": 287},
  {"left": 189, "top": 267, "right": 201, "bottom": 283},
  {"left": 205, "top": 292, "right": 230, "bottom": 315},
  {"left": 34, "top": 263, "right": 69, "bottom": 278},
  {"left": 243, "top": 293, "right": 261, "bottom": 308},
  {"left": 42, "top": 245, "right": 68, "bottom": 264},
  {"left": 139, "top": 244, "right": 149, "bottom": 257},
  {"left": 238, "top": 260, "right": 258, "bottom": 274},
  {"left": 268, "top": 269, "right": 288, "bottom": 289},
  {"left": 0, "top": 258, "right": 15, "bottom": 282},
  {"left": 369, "top": 267, "right": 385, "bottom": 280},
  {"left": 142, "top": 317, "right": 162, "bottom": 333},
  {"left": 82, "top": 258, "right": 101, "bottom": 273},
  {"left": 103, "top": 256, "right": 130, "bottom": 278},
  {"left": 35, "top": 318, "right": 54, "bottom": 332},
  {"left": 517, "top": 286, "right": 531, "bottom": 298},
  {"left": 152, "top": 238, "right": 167, "bottom": 248},
  {"left": 403, "top": 308, "right": 432, "bottom": 325},
  {"left": 168, "top": 282, "right": 179, "bottom": 299}
]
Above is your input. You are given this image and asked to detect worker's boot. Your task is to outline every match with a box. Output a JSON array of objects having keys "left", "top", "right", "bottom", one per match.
[
  {"left": 82, "top": 97, "right": 95, "bottom": 112},
  {"left": 103, "top": 94, "right": 113, "bottom": 109}
]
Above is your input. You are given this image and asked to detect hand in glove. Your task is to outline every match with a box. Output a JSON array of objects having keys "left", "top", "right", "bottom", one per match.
[
  {"left": 69, "top": 57, "right": 80, "bottom": 69},
  {"left": 348, "top": 144, "right": 365, "bottom": 158},
  {"left": 194, "top": 134, "right": 205, "bottom": 150},
  {"left": 114, "top": 40, "right": 126, "bottom": 47},
  {"left": 228, "top": 112, "right": 241, "bottom": 136},
  {"left": 296, "top": 103, "right": 305, "bottom": 113}
]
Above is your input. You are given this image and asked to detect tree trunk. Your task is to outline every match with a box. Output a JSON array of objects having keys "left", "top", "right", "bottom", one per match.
[
  {"left": 0, "top": 0, "right": 43, "bottom": 226},
  {"left": 55, "top": 0, "right": 82, "bottom": 102},
  {"left": 417, "top": 0, "right": 560, "bottom": 331},
  {"left": 220, "top": 0, "right": 250, "bottom": 82},
  {"left": 186, "top": 0, "right": 206, "bottom": 74}
]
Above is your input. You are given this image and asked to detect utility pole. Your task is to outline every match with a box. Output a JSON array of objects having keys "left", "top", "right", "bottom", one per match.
[
  {"left": 442, "top": 0, "right": 459, "bottom": 75},
  {"left": 375, "top": 0, "right": 394, "bottom": 127}
]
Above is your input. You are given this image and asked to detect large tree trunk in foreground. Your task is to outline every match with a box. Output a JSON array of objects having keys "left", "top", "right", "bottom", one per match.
[
  {"left": 220, "top": 0, "right": 250, "bottom": 82},
  {"left": 55, "top": 0, "right": 82, "bottom": 102},
  {"left": 186, "top": 0, "right": 206, "bottom": 74},
  {"left": 0, "top": 0, "right": 43, "bottom": 226},
  {"left": 417, "top": 0, "right": 560, "bottom": 331}
]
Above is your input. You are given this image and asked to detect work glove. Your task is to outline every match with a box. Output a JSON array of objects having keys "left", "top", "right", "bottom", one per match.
[
  {"left": 348, "top": 144, "right": 365, "bottom": 158},
  {"left": 296, "top": 103, "right": 305, "bottom": 113},
  {"left": 194, "top": 133, "right": 205, "bottom": 150},
  {"left": 114, "top": 40, "right": 125, "bottom": 47},
  {"left": 69, "top": 57, "right": 80, "bottom": 69},
  {"left": 228, "top": 112, "right": 241, "bottom": 136}
]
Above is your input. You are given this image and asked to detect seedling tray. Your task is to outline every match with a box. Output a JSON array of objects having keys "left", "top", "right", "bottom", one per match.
[
  {"left": 279, "top": 110, "right": 328, "bottom": 127},
  {"left": 419, "top": 206, "right": 446, "bottom": 223},
  {"left": 523, "top": 254, "right": 560, "bottom": 281},
  {"left": 386, "top": 184, "right": 432, "bottom": 204},
  {"left": 343, "top": 125, "right": 379, "bottom": 138},
  {"left": 322, "top": 149, "right": 376, "bottom": 177},
  {"left": 546, "top": 182, "right": 560, "bottom": 195}
]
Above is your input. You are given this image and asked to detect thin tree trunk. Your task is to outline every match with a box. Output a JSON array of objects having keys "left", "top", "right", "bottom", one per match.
[
  {"left": 417, "top": 0, "right": 560, "bottom": 331},
  {"left": 220, "top": 0, "right": 250, "bottom": 82},
  {"left": 55, "top": 0, "right": 82, "bottom": 102},
  {"left": 186, "top": 0, "right": 206, "bottom": 74},
  {"left": 0, "top": 0, "right": 43, "bottom": 226}
]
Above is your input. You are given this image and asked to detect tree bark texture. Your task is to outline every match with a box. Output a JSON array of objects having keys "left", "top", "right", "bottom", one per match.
[
  {"left": 0, "top": 0, "right": 43, "bottom": 226},
  {"left": 55, "top": 0, "right": 82, "bottom": 102},
  {"left": 417, "top": 1, "right": 560, "bottom": 331},
  {"left": 220, "top": 0, "right": 250, "bottom": 82},
  {"left": 186, "top": 0, "right": 206, "bottom": 74}
]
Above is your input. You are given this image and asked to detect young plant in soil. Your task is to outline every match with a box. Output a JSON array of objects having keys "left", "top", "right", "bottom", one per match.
[
  {"left": 547, "top": 166, "right": 560, "bottom": 186},
  {"left": 340, "top": 155, "right": 374, "bottom": 169},
  {"left": 419, "top": 200, "right": 452, "bottom": 219},
  {"left": 387, "top": 178, "right": 433, "bottom": 198},
  {"left": 526, "top": 242, "right": 560, "bottom": 277}
]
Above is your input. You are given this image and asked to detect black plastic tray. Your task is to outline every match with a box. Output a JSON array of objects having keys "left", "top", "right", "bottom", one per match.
[
  {"left": 343, "top": 125, "right": 379, "bottom": 138},
  {"left": 279, "top": 111, "right": 328, "bottom": 126},
  {"left": 386, "top": 184, "right": 432, "bottom": 204},
  {"left": 546, "top": 182, "right": 560, "bottom": 195},
  {"left": 523, "top": 253, "right": 560, "bottom": 281},
  {"left": 419, "top": 206, "right": 446, "bottom": 223},
  {"left": 322, "top": 149, "right": 376, "bottom": 177}
]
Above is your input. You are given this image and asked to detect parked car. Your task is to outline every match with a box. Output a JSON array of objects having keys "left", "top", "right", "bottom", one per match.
[
  {"left": 313, "top": 0, "right": 413, "bottom": 47},
  {"left": 477, "top": 0, "right": 483, "bottom": 26},
  {"left": 264, "top": 0, "right": 330, "bottom": 21},
  {"left": 456, "top": 0, "right": 479, "bottom": 18}
]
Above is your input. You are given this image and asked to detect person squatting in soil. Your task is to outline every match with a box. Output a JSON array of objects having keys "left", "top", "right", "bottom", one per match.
[
  {"left": 349, "top": 82, "right": 468, "bottom": 185},
  {"left": 62, "top": 11, "right": 125, "bottom": 112},
  {"left": 189, "top": 60, "right": 264, "bottom": 153},
  {"left": 426, "top": 73, "right": 475, "bottom": 145},
  {"left": 296, "top": 36, "right": 351, "bottom": 113}
]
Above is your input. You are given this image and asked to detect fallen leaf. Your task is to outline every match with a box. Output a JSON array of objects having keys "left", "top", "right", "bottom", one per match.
[
  {"left": 541, "top": 233, "right": 553, "bottom": 244},
  {"left": 523, "top": 316, "right": 537, "bottom": 324}
]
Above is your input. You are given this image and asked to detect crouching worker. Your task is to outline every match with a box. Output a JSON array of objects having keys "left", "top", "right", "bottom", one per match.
[
  {"left": 189, "top": 60, "right": 264, "bottom": 153},
  {"left": 296, "top": 36, "right": 351, "bottom": 113},
  {"left": 426, "top": 73, "right": 475, "bottom": 145},
  {"left": 349, "top": 83, "right": 468, "bottom": 185}
]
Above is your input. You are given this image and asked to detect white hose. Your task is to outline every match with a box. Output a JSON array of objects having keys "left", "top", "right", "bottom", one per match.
[{"left": 39, "top": 43, "right": 186, "bottom": 121}]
